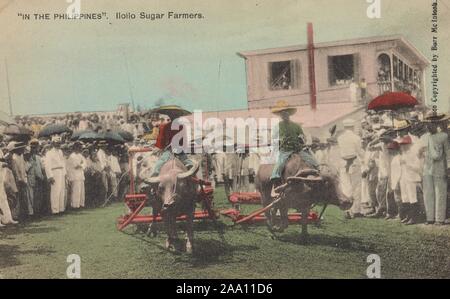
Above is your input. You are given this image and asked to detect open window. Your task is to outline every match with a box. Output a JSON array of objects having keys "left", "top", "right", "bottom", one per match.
[
  {"left": 328, "top": 54, "right": 359, "bottom": 86},
  {"left": 268, "top": 60, "right": 299, "bottom": 91}
]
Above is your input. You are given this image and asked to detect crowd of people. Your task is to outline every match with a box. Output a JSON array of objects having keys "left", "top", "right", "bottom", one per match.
[
  {"left": 319, "top": 109, "right": 450, "bottom": 225},
  {"left": 0, "top": 111, "right": 164, "bottom": 226},
  {"left": 0, "top": 105, "right": 449, "bottom": 228}
]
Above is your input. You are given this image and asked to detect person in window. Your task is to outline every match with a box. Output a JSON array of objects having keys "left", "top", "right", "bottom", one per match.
[
  {"left": 349, "top": 79, "right": 359, "bottom": 107},
  {"left": 360, "top": 78, "right": 367, "bottom": 104}
]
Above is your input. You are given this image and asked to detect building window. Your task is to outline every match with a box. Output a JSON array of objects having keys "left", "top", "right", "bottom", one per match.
[
  {"left": 328, "top": 54, "right": 359, "bottom": 86},
  {"left": 268, "top": 60, "right": 298, "bottom": 90}
]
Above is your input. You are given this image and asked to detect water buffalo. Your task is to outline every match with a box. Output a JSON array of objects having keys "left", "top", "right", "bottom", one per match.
[
  {"left": 255, "top": 153, "right": 353, "bottom": 239},
  {"left": 143, "top": 158, "right": 199, "bottom": 253}
]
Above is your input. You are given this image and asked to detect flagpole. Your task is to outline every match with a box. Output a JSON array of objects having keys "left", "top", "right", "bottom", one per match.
[
  {"left": 123, "top": 53, "right": 135, "bottom": 112},
  {"left": 5, "top": 57, "right": 13, "bottom": 116}
]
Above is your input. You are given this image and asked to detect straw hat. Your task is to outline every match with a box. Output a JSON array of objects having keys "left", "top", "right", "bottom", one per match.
[
  {"left": 393, "top": 119, "right": 411, "bottom": 131},
  {"left": 423, "top": 111, "right": 450, "bottom": 123},
  {"left": 270, "top": 100, "right": 297, "bottom": 116}
]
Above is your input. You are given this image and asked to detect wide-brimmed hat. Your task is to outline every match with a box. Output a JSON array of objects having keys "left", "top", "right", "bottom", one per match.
[
  {"left": 423, "top": 111, "right": 450, "bottom": 123},
  {"left": 152, "top": 105, "right": 191, "bottom": 120},
  {"left": 393, "top": 119, "right": 411, "bottom": 131},
  {"left": 270, "top": 100, "right": 297, "bottom": 116}
]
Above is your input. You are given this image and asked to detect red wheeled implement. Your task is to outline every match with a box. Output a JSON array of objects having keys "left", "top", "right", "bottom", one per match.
[
  {"left": 117, "top": 148, "right": 321, "bottom": 231},
  {"left": 221, "top": 192, "right": 320, "bottom": 225},
  {"left": 116, "top": 148, "right": 218, "bottom": 231}
]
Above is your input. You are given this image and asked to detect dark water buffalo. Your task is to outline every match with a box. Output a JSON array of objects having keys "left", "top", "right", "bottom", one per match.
[
  {"left": 255, "top": 153, "right": 352, "bottom": 238},
  {"left": 144, "top": 158, "right": 199, "bottom": 253}
]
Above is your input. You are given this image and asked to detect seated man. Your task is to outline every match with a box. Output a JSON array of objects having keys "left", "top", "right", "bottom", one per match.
[
  {"left": 270, "top": 100, "right": 319, "bottom": 193},
  {"left": 150, "top": 106, "right": 193, "bottom": 177}
]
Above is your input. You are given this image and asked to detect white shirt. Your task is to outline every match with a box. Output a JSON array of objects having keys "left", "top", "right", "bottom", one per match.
[
  {"left": 44, "top": 148, "right": 66, "bottom": 179},
  {"left": 337, "top": 130, "right": 362, "bottom": 161},
  {"left": 400, "top": 145, "right": 422, "bottom": 182},
  {"left": 97, "top": 149, "right": 108, "bottom": 170},
  {"left": 67, "top": 152, "right": 85, "bottom": 181},
  {"left": 109, "top": 154, "right": 121, "bottom": 174}
]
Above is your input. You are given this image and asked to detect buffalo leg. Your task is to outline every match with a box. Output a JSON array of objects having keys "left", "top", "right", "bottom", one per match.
[
  {"left": 279, "top": 203, "right": 289, "bottom": 231},
  {"left": 300, "top": 206, "right": 309, "bottom": 244},
  {"left": 147, "top": 200, "right": 162, "bottom": 237},
  {"left": 185, "top": 210, "right": 194, "bottom": 254},
  {"left": 163, "top": 209, "right": 176, "bottom": 251}
]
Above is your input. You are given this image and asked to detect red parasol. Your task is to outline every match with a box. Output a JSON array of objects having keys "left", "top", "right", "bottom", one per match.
[{"left": 368, "top": 92, "right": 418, "bottom": 111}]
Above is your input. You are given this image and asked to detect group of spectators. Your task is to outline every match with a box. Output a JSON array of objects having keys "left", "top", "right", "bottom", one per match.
[
  {"left": 318, "top": 109, "right": 450, "bottom": 226},
  {"left": 0, "top": 111, "right": 165, "bottom": 226},
  {"left": 1, "top": 106, "right": 449, "bottom": 228}
]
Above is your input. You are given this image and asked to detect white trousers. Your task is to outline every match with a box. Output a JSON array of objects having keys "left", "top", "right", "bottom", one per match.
[
  {"left": 399, "top": 178, "right": 419, "bottom": 204},
  {"left": 50, "top": 169, "right": 66, "bottom": 214},
  {"left": 70, "top": 180, "right": 85, "bottom": 208}
]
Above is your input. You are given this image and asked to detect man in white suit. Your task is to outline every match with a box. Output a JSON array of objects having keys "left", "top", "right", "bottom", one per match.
[
  {"left": 338, "top": 119, "right": 364, "bottom": 219},
  {"left": 67, "top": 142, "right": 86, "bottom": 209},
  {"left": 44, "top": 135, "right": 67, "bottom": 214},
  {"left": 420, "top": 113, "right": 449, "bottom": 225}
]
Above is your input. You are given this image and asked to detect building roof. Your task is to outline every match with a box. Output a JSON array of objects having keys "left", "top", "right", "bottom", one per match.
[{"left": 237, "top": 34, "right": 429, "bottom": 66}]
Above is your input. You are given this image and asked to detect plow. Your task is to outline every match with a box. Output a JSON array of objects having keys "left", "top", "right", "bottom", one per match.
[{"left": 117, "top": 148, "right": 321, "bottom": 233}]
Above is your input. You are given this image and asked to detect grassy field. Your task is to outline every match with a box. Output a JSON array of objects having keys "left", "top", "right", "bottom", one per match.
[{"left": 1, "top": 186, "right": 450, "bottom": 279}]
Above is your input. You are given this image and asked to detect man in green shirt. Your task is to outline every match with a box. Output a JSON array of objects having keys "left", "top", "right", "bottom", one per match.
[{"left": 270, "top": 101, "right": 319, "bottom": 187}]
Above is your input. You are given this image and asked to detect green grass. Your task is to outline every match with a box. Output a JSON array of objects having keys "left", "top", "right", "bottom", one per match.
[{"left": 1, "top": 186, "right": 450, "bottom": 279}]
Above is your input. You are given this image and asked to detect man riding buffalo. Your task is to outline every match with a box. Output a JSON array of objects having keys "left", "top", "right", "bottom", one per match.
[
  {"left": 270, "top": 100, "right": 319, "bottom": 197},
  {"left": 257, "top": 100, "right": 353, "bottom": 235},
  {"left": 143, "top": 105, "right": 199, "bottom": 253}
]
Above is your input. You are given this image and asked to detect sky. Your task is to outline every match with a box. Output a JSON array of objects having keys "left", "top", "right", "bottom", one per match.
[{"left": 0, "top": 0, "right": 449, "bottom": 116}]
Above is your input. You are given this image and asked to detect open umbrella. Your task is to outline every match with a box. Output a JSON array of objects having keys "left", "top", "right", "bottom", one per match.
[
  {"left": 78, "top": 131, "right": 100, "bottom": 142},
  {"left": 98, "top": 131, "right": 125, "bottom": 144},
  {"left": 38, "top": 124, "right": 71, "bottom": 138},
  {"left": 152, "top": 105, "right": 192, "bottom": 120},
  {"left": 71, "top": 130, "right": 93, "bottom": 141},
  {"left": 114, "top": 130, "right": 134, "bottom": 142},
  {"left": 3, "top": 124, "right": 33, "bottom": 136},
  {"left": 368, "top": 92, "right": 418, "bottom": 111}
]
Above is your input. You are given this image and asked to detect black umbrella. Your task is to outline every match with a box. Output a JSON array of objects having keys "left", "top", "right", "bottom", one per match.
[
  {"left": 3, "top": 124, "right": 33, "bottom": 136},
  {"left": 98, "top": 131, "right": 125, "bottom": 144},
  {"left": 38, "top": 124, "right": 71, "bottom": 138},
  {"left": 71, "top": 130, "right": 94, "bottom": 141},
  {"left": 114, "top": 130, "right": 134, "bottom": 142},
  {"left": 78, "top": 131, "right": 100, "bottom": 142}
]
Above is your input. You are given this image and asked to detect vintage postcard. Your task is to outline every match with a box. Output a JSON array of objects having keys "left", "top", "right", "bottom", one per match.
[{"left": 0, "top": 0, "right": 449, "bottom": 283}]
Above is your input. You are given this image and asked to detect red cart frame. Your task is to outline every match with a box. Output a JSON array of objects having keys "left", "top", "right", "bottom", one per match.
[{"left": 117, "top": 148, "right": 217, "bottom": 231}]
